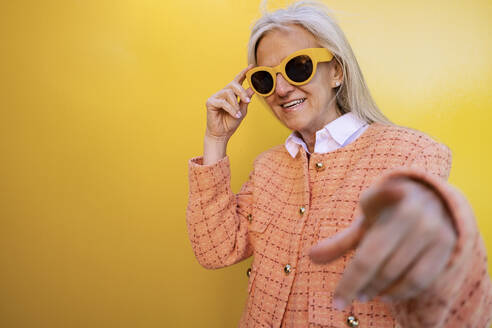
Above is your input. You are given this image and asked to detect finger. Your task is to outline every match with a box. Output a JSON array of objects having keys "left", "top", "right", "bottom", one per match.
[
  {"left": 360, "top": 179, "right": 407, "bottom": 222},
  {"left": 359, "top": 184, "right": 452, "bottom": 302},
  {"left": 233, "top": 64, "right": 255, "bottom": 85},
  {"left": 309, "top": 216, "right": 364, "bottom": 264},
  {"left": 359, "top": 193, "right": 440, "bottom": 300},
  {"left": 228, "top": 81, "right": 251, "bottom": 104},
  {"left": 246, "top": 87, "right": 254, "bottom": 98},
  {"left": 358, "top": 213, "right": 436, "bottom": 302},
  {"left": 333, "top": 205, "right": 414, "bottom": 307},
  {"left": 379, "top": 237, "right": 453, "bottom": 302},
  {"left": 221, "top": 89, "right": 240, "bottom": 111},
  {"left": 209, "top": 97, "right": 241, "bottom": 119},
  {"left": 239, "top": 88, "right": 255, "bottom": 117}
]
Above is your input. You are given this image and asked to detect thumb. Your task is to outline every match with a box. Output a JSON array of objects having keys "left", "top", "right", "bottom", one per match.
[{"left": 308, "top": 216, "right": 365, "bottom": 264}]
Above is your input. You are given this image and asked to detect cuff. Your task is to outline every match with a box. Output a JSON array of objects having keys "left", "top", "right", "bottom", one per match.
[{"left": 188, "top": 156, "right": 232, "bottom": 193}]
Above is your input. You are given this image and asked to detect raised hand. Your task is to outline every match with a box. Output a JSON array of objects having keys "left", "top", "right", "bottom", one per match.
[
  {"left": 205, "top": 64, "right": 255, "bottom": 141},
  {"left": 308, "top": 178, "right": 457, "bottom": 310},
  {"left": 202, "top": 64, "right": 255, "bottom": 165}
]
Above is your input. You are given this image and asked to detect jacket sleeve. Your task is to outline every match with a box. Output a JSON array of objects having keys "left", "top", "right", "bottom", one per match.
[
  {"left": 186, "top": 155, "right": 254, "bottom": 269},
  {"left": 375, "top": 142, "right": 492, "bottom": 327}
]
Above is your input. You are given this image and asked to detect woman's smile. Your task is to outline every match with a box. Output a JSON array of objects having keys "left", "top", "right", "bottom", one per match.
[{"left": 281, "top": 97, "right": 306, "bottom": 112}]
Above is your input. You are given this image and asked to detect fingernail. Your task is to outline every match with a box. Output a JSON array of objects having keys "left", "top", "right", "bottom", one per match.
[
  {"left": 245, "top": 97, "right": 251, "bottom": 103},
  {"left": 333, "top": 297, "right": 347, "bottom": 311},
  {"left": 236, "top": 112, "right": 242, "bottom": 118}
]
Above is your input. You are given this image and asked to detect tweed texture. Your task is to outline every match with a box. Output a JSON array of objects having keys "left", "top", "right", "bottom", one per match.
[{"left": 186, "top": 123, "right": 492, "bottom": 328}]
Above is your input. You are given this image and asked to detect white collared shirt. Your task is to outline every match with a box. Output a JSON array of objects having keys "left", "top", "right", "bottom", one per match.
[{"left": 284, "top": 112, "right": 369, "bottom": 158}]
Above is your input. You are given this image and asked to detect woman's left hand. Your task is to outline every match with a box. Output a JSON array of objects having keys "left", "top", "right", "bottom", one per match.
[{"left": 308, "top": 178, "right": 457, "bottom": 310}]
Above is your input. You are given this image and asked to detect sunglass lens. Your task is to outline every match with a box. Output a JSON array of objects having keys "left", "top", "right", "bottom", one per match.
[
  {"left": 286, "top": 55, "right": 313, "bottom": 83},
  {"left": 251, "top": 71, "right": 274, "bottom": 94}
]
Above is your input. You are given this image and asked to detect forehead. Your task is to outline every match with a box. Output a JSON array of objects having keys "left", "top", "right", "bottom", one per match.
[{"left": 256, "top": 24, "right": 320, "bottom": 67}]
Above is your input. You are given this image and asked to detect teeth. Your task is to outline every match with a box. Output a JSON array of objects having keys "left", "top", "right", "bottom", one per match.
[{"left": 282, "top": 98, "right": 305, "bottom": 108}]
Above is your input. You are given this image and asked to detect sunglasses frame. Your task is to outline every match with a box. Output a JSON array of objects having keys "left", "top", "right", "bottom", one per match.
[{"left": 246, "top": 47, "right": 334, "bottom": 97}]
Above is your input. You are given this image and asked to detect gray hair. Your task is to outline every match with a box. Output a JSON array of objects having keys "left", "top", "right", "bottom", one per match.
[{"left": 247, "top": 0, "right": 392, "bottom": 124}]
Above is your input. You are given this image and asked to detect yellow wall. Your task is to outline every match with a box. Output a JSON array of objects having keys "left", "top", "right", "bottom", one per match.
[{"left": 0, "top": 0, "right": 490, "bottom": 327}]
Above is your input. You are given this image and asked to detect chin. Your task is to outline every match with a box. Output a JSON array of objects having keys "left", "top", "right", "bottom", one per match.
[
  {"left": 283, "top": 118, "right": 308, "bottom": 133},
  {"left": 272, "top": 108, "right": 309, "bottom": 132}
]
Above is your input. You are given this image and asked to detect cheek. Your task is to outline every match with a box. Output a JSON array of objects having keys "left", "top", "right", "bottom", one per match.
[
  {"left": 309, "top": 78, "right": 331, "bottom": 98},
  {"left": 263, "top": 99, "right": 282, "bottom": 119},
  {"left": 264, "top": 99, "right": 279, "bottom": 116},
  {"left": 300, "top": 85, "right": 319, "bottom": 104},
  {"left": 264, "top": 96, "right": 275, "bottom": 108},
  {"left": 309, "top": 66, "right": 333, "bottom": 98}
]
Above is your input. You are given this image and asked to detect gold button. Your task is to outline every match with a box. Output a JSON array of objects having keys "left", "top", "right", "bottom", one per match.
[
  {"left": 299, "top": 206, "right": 306, "bottom": 215},
  {"left": 347, "top": 315, "right": 359, "bottom": 327},
  {"left": 284, "top": 264, "right": 292, "bottom": 275},
  {"left": 315, "top": 162, "right": 325, "bottom": 171},
  {"left": 246, "top": 268, "right": 251, "bottom": 278},
  {"left": 247, "top": 214, "right": 252, "bottom": 222}
]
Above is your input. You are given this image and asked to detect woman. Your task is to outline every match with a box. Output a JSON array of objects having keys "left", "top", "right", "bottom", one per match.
[{"left": 186, "top": 1, "right": 492, "bottom": 327}]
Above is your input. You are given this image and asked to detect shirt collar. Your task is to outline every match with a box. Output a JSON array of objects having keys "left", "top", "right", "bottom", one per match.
[{"left": 284, "top": 112, "right": 367, "bottom": 158}]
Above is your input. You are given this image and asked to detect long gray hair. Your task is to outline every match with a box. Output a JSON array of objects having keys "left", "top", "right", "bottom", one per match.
[{"left": 247, "top": 0, "right": 391, "bottom": 124}]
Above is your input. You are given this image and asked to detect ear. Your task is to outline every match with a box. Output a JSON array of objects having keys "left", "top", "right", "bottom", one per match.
[{"left": 331, "top": 58, "right": 344, "bottom": 87}]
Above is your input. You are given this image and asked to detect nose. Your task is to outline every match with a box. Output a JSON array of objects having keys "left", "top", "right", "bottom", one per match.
[{"left": 274, "top": 73, "right": 295, "bottom": 97}]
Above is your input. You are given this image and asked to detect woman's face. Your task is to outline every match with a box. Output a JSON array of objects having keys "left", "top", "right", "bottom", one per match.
[{"left": 255, "top": 24, "right": 342, "bottom": 135}]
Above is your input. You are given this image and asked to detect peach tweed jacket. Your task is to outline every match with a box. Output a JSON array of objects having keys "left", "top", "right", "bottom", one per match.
[{"left": 186, "top": 123, "right": 492, "bottom": 328}]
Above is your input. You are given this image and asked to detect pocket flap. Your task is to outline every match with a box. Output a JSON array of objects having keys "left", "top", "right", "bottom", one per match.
[
  {"left": 308, "top": 291, "right": 348, "bottom": 328},
  {"left": 352, "top": 299, "right": 395, "bottom": 327},
  {"left": 248, "top": 206, "right": 274, "bottom": 233},
  {"left": 308, "top": 291, "right": 396, "bottom": 327}
]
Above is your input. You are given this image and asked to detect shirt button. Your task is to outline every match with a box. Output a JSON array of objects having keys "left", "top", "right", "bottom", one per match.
[
  {"left": 299, "top": 206, "right": 306, "bottom": 215},
  {"left": 247, "top": 214, "right": 252, "bottom": 222},
  {"left": 347, "top": 315, "right": 359, "bottom": 327},
  {"left": 246, "top": 268, "right": 251, "bottom": 278},
  {"left": 315, "top": 162, "right": 325, "bottom": 171},
  {"left": 284, "top": 264, "right": 292, "bottom": 275}
]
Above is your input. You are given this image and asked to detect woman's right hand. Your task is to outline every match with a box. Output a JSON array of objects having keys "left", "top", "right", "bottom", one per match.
[{"left": 205, "top": 64, "right": 255, "bottom": 142}]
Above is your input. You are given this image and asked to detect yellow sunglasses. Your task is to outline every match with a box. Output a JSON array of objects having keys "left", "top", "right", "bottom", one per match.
[{"left": 246, "top": 47, "right": 334, "bottom": 97}]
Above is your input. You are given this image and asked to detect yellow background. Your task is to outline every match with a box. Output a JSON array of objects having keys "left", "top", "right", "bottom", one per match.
[{"left": 1, "top": 0, "right": 491, "bottom": 327}]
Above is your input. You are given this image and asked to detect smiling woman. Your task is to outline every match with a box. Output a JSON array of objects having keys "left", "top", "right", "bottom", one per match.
[
  {"left": 186, "top": 1, "right": 492, "bottom": 327},
  {"left": 255, "top": 27, "right": 343, "bottom": 142}
]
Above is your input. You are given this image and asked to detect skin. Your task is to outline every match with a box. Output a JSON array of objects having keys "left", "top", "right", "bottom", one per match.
[
  {"left": 309, "top": 178, "right": 457, "bottom": 309},
  {"left": 256, "top": 24, "right": 343, "bottom": 152},
  {"left": 203, "top": 24, "right": 457, "bottom": 311}
]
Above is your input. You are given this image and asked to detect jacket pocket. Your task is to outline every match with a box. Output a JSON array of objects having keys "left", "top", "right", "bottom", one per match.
[
  {"left": 308, "top": 291, "right": 348, "bottom": 328},
  {"left": 308, "top": 291, "right": 397, "bottom": 327},
  {"left": 352, "top": 299, "right": 396, "bottom": 327},
  {"left": 248, "top": 206, "right": 274, "bottom": 234}
]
